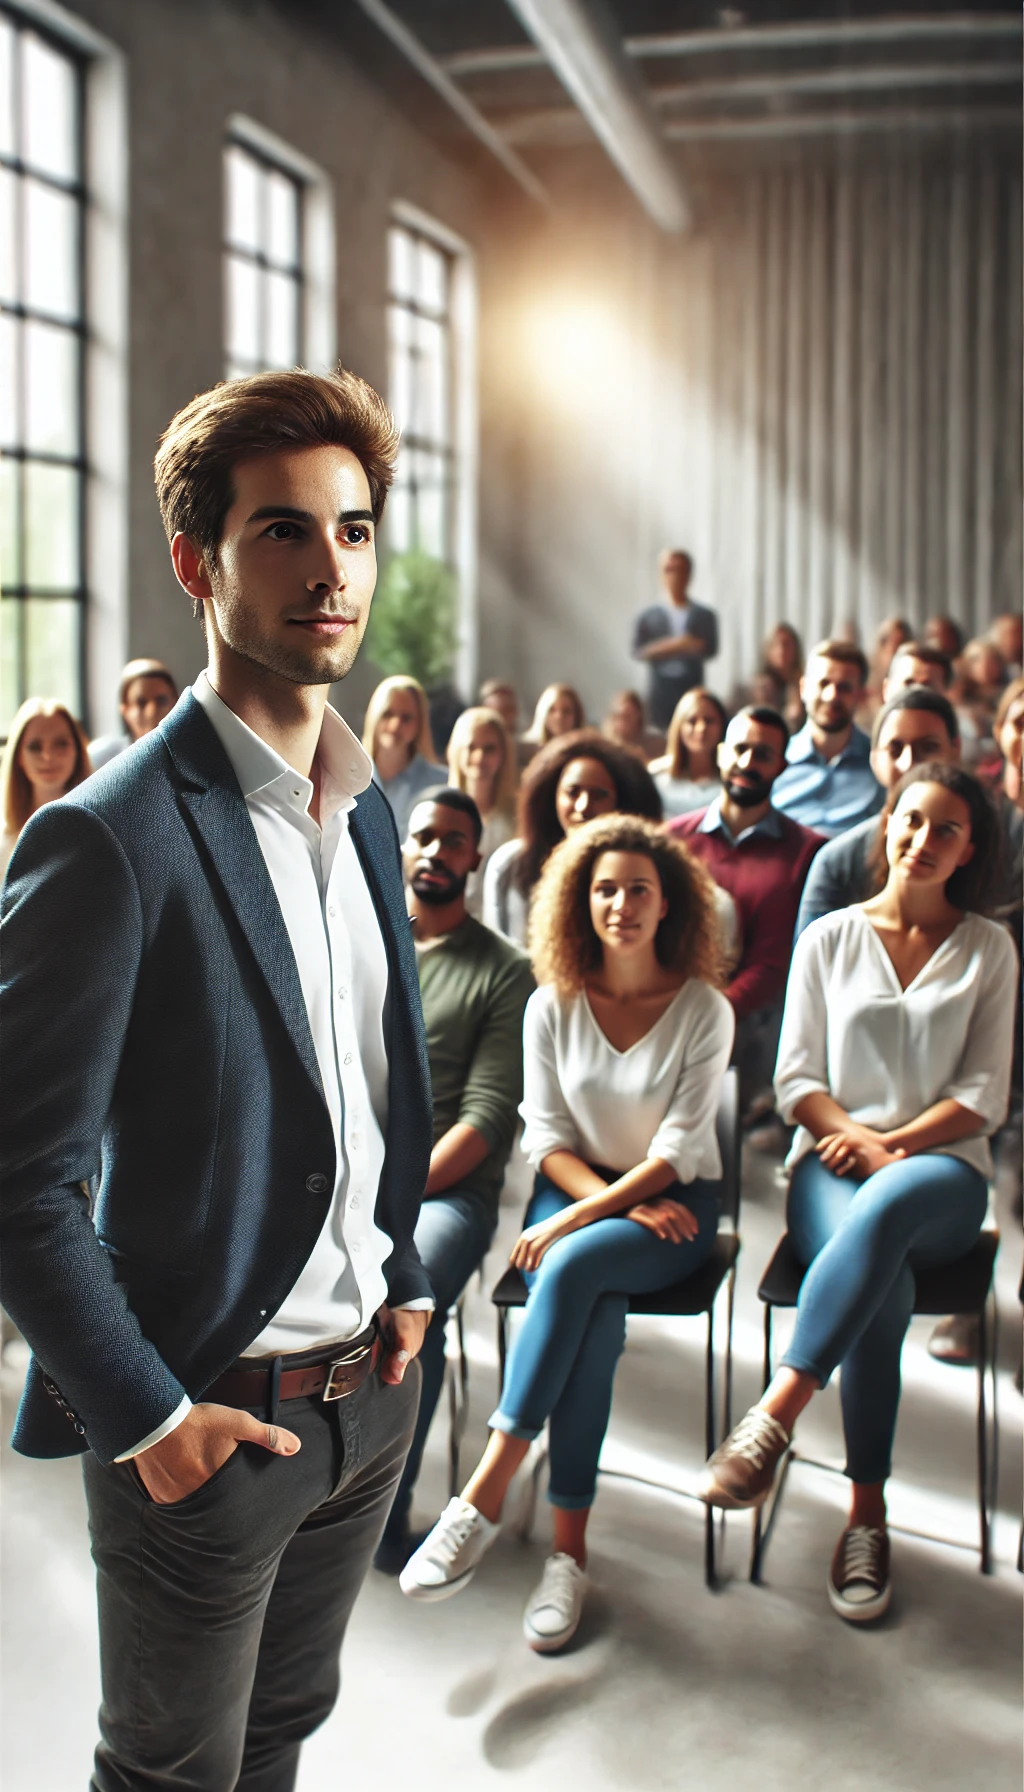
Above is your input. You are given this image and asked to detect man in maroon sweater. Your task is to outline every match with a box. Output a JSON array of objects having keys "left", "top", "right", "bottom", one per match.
[{"left": 667, "top": 705, "right": 824, "bottom": 1119}]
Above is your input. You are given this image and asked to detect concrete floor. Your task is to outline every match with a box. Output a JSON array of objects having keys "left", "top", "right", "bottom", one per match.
[{"left": 2, "top": 1139, "right": 1021, "bottom": 1791}]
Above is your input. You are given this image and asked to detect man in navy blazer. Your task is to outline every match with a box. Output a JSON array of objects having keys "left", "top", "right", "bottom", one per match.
[{"left": 1, "top": 369, "right": 435, "bottom": 1791}]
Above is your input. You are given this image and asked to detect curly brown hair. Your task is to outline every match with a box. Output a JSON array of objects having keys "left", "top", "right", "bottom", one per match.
[{"left": 529, "top": 815, "right": 726, "bottom": 996}]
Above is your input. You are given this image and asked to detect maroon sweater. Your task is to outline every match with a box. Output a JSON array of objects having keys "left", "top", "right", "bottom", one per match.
[{"left": 669, "top": 806, "right": 824, "bottom": 1019}]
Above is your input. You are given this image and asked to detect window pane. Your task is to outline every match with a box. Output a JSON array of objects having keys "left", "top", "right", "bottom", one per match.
[
  {"left": 266, "top": 170, "right": 298, "bottom": 268},
  {"left": 226, "top": 253, "right": 260, "bottom": 364},
  {"left": 388, "top": 226, "right": 415, "bottom": 302},
  {"left": 25, "top": 595, "right": 79, "bottom": 709},
  {"left": 24, "top": 460, "right": 78, "bottom": 589},
  {"left": 265, "top": 269, "right": 297, "bottom": 368},
  {"left": 387, "top": 476, "right": 412, "bottom": 555},
  {"left": 413, "top": 315, "right": 449, "bottom": 445},
  {"left": 0, "top": 598, "right": 20, "bottom": 733},
  {"left": 416, "top": 239, "right": 448, "bottom": 315},
  {"left": 0, "top": 18, "right": 14, "bottom": 161},
  {"left": 0, "top": 165, "right": 17, "bottom": 306},
  {"left": 0, "top": 313, "right": 17, "bottom": 445},
  {"left": 22, "top": 32, "right": 77, "bottom": 183},
  {"left": 226, "top": 144, "right": 260, "bottom": 252},
  {"left": 25, "top": 178, "right": 78, "bottom": 318},
  {"left": 389, "top": 335, "right": 412, "bottom": 435},
  {"left": 25, "top": 319, "right": 78, "bottom": 454},
  {"left": 414, "top": 450, "right": 448, "bottom": 559},
  {"left": 1, "top": 454, "right": 21, "bottom": 586}
]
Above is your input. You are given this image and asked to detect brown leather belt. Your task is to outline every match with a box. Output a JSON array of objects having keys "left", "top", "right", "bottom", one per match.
[{"left": 205, "top": 1322, "right": 384, "bottom": 1408}]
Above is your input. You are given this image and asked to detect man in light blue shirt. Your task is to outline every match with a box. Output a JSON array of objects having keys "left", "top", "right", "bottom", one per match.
[{"left": 772, "top": 639, "right": 882, "bottom": 838}]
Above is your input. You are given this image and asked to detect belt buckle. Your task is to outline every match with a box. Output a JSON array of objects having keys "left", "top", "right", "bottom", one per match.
[{"left": 322, "top": 1342, "right": 372, "bottom": 1401}]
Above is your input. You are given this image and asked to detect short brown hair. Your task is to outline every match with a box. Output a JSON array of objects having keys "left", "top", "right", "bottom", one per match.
[
  {"left": 807, "top": 639, "right": 869, "bottom": 687},
  {"left": 154, "top": 368, "right": 399, "bottom": 563},
  {"left": 529, "top": 814, "right": 725, "bottom": 996}
]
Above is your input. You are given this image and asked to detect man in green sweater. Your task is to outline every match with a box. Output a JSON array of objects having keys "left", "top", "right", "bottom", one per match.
[{"left": 375, "top": 786, "right": 534, "bottom": 1572}]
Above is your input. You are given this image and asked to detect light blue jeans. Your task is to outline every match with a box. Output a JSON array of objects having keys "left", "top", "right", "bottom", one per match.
[
  {"left": 782, "top": 1151, "right": 989, "bottom": 1483},
  {"left": 490, "top": 1171, "right": 721, "bottom": 1509}
]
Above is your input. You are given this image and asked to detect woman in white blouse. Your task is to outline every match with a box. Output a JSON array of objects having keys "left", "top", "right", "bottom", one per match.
[
  {"left": 702, "top": 764, "right": 1015, "bottom": 1623},
  {"left": 445, "top": 705, "right": 518, "bottom": 918},
  {"left": 402, "top": 816, "right": 734, "bottom": 1646}
]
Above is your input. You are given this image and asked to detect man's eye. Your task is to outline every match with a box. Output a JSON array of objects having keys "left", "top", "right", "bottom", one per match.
[
  {"left": 343, "top": 525, "right": 370, "bottom": 543},
  {"left": 266, "top": 523, "right": 297, "bottom": 540}
]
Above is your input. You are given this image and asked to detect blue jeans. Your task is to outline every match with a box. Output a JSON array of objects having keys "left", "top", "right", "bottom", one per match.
[
  {"left": 490, "top": 1172, "right": 722, "bottom": 1510},
  {"left": 383, "top": 1190, "right": 494, "bottom": 1538},
  {"left": 783, "top": 1152, "right": 989, "bottom": 1484}
]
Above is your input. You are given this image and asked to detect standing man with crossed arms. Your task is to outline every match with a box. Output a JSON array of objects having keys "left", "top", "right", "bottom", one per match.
[{"left": 1, "top": 369, "right": 434, "bottom": 1792}]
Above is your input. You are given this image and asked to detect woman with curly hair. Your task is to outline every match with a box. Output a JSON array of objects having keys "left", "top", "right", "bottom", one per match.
[
  {"left": 402, "top": 816, "right": 735, "bottom": 1648},
  {"left": 481, "top": 729, "right": 663, "bottom": 947},
  {"left": 701, "top": 764, "right": 1015, "bottom": 1623}
]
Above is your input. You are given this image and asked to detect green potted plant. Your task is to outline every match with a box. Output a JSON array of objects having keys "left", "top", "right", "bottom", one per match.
[{"left": 365, "top": 550, "right": 457, "bottom": 690}]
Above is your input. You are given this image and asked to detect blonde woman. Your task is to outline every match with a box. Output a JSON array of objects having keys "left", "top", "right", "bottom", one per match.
[
  {"left": 402, "top": 815, "right": 733, "bottom": 1649},
  {"left": 1, "top": 698, "right": 91, "bottom": 882},
  {"left": 648, "top": 688, "right": 727, "bottom": 818},
  {"left": 601, "top": 689, "right": 665, "bottom": 763},
  {"left": 362, "top": 674, "right": 445, "bottom": 841},
  {"left": 446, "top": 705, "right": 518, "bottom": 917},
  {"left": 521, "top": 683, "right": 586, "bottom": 762}
]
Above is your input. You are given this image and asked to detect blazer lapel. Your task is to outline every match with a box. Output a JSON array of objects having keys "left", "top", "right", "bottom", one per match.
[{"left": 162, "top": 696, "right": 324, "bottom": 1102}]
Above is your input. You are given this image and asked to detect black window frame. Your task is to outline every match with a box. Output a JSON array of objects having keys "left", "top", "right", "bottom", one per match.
[
  {"left": 223, "top": 135, "right": 304, "bottom": 379},
  {"left": 387, "top": 219, "right": 456, "bottom": 565},
  {"left": 0, "top": 4, "right": 88, "bottom": 730}
]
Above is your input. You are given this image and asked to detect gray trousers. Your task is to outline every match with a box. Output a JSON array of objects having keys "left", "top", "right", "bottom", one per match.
[{"left": 83, "top": 1361, "right": 420, "bottom": 1792}]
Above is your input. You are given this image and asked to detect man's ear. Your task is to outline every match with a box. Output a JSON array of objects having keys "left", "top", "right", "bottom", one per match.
[
  {"left": 171, "top": 533, "right": 213, "bottom": 603},
  {"left": 715, "top": 740, "right": 727, "bottom": 772},
  {"left": 471, "top": 848, "right": 483, "bottom": 874}
]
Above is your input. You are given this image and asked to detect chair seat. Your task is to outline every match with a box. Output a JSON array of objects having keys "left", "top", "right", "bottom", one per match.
[
  {"left": 491, "top": 1232, "right": 740, "bottom": 1318},
  {"left": 758, "top": 1228, "right": 999, "bottom": 1316}
]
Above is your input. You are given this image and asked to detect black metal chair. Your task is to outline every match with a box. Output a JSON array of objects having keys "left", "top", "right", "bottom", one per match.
[
  {"left": 750, "top": 1225, "right": 1001, "bottom": 1582},
  {"left": 444, "top": 1295, "right": 470, "bottom": 1497},
  {"left": 490, "top": 1067, "right": 742, "bottom": 1588}
]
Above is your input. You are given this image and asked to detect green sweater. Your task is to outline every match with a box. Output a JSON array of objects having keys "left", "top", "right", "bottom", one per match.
[{"left": 416, "top": 915, "right": 534, "bottom": 1220}]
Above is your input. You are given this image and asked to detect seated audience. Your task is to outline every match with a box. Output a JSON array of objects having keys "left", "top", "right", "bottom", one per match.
[
  {"left": 362, "top": 673, "right": 445, "bottom": 842},
  {"left": 631, "top": 547, "right": 719, "bottom": 731},
  {"left": 520, "top": 683, "right": 587, "bottom": 765},
  {"left": 993, "top": 677, "right": 1024, "bottom": 917},
  {"left": 1, "top": 698, "right": 91, "bottom": 882},
  {"left": 401, "top": 815, "right": 734, "bottom": 1647},
  {"left": 771, "top": 640, "right": 882, "bottom": 837},
  {"left": 795, "top": 688, "right": 960, "bottom": 936},
  {"left": 482, "top": 731, "right": 662, "bottom": 947},
  {"left": 89, "top": 658, "right": 178, "bottom": 769},
  {"left": 481, "top": 678, "right": 534, "bottom": 772},
  {"left": 702, "top": 764, "right": 1015, "bottom": 1623},
  {"left": 953, "top": 637, "right": 1007, "bottom": 771},
  {"left": 858, "top": 617, "right": 911, "bottom": 727},
  {"left": 374, "top": 789, "right": 534, "bottom": 1573},
  {"left": 882, "top": 641, "right": 952, "bottom": 699},
  {"left": 990, "top": 612, "right": 1022, "bottom": 680},
  {"left": 427, "top": 680, "right": 466, "bottom": 757},
  {"left": 760, "top": 623, "right": 805, "bottom": 731},
  {"left": 922, "top": 615, "right": 965, "bottom": 664},
  {"left": 446, "top": 706, "right": 519, "bottom": 917},
  {"left": 668, "top": 706, "right": 823, "bottom": 1112},
  {"left": 648, "top": 687, "right": 728, "bottom": 819},
  {"left": 602, "top": 689, "right": 665, "bottom": 763}
]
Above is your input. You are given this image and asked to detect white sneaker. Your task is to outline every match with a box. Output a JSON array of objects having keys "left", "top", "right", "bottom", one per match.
[
  {"left": 399, "top": 1498, "right": 500, "bottom": 1602},
  {"left": 522, "top": 1553, "right": 587, "bottom": 1653}
]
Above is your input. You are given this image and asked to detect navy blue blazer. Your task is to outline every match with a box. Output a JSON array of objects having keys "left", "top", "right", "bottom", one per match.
[{"left": 0, "top": 693, "right": 433, "bottom": 1464}]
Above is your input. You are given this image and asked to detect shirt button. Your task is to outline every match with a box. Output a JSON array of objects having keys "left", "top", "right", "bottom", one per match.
[
  {"left": 343, "top": 1053, "right": 353, "bottom": 1066},
  {"left": 337, "top": 987, "right": 347, "bottom": 1000},
  {"left": 350, "top": 1197, "right": 360, "bottom": 1210},
  {"left": 328, "top": 906, "right": 336, "bottom": 918},
  {"left": 305, "top": 1172, "right": 330, "bottom": 1195}
]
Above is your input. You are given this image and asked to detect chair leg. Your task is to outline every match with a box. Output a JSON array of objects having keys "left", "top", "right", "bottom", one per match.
[
  {"left": 447, "top": 1302, "right": 469, "bottom": 1500},
  {"left": 723, "top": 1264, "right": 737, "bottom": 1441},
  {"left": 704, "top": 1305, "right": 718, "bottom": 1589},
  {"left": 977, "top": 1298, "right": 991, "bottom": 1574},
  {"left": 750, "top": 1303, "right": 774, "bottom": 1584},
  {"left": 497, "top": 1309, "right": 508, "bottom": 1399}
]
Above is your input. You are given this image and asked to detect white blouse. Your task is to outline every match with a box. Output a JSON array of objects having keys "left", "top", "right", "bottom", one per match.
[
  {"left": 520, "top": 979, "right": 735, "bottom": 1185},
  {"left": 775, "top": 905, "right": 1018, "bottom": 1179},
  {"left": 466, "top": 809, "right": 516, "bottom": 921}
]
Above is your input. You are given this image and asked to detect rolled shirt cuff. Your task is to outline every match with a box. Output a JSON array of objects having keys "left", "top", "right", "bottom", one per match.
[
  {"left": 394, "top": 1299, "right": 435, "bottom": 1312},
  {"left": 114, "top": 1393, "right": 193, "bottom": 1462}
]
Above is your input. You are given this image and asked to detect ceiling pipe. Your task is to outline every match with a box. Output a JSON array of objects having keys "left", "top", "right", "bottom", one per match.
[
  {"left": 661, "top": 106, "right": 1020, "bottom": 143},
  {"left": 442, "top": 14, "right": 1021, "bottom": 78},
  {"left": 350, "top": 0, "right": 550, "bottom": 207},
  {"left": 502, "top": 0, "right": 690, "bottom": 232}
]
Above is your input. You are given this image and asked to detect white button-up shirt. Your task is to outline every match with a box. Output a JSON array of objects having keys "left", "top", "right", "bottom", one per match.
[{"left": 116, "top": 674, "right": 429, "bottom": 1459}]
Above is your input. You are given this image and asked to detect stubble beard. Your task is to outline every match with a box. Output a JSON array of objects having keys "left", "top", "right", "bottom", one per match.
[{"left": 214, "top": 589, "right": 367, "bottom": 688}]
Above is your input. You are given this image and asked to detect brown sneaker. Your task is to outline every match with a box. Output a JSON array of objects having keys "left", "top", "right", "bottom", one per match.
[
  {"left": 698, "top": 1405, "right": 791, "bottom": 1509},
  {"left": 828, "top": 1526, "right": 891, "bottom": 1622}
]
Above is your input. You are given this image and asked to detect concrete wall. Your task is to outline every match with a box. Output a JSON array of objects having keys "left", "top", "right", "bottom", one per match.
[
  {"left": 60, "top": 0, "right": 501, "bottom": 730},
  {"left": 476, "top": 139, "right": 1023, "bottom": 724}
]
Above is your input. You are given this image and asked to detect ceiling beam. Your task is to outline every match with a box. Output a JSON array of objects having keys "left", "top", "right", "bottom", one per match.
[
  {"left": 652, "top": 60, "right": 1019, "bottom": 109},
  {"left": 442, "top": 14, "right": 1021, "bottom": 78},
  {"left": 661, "top": 106, "right": 1021, "bottom": 144},
  {"left": 350, "top": 0, "right": 549, "bottom": 207},
  {"left": 502, "top": 0, "right": 690, "bottom": 232}
]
